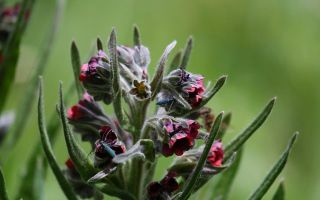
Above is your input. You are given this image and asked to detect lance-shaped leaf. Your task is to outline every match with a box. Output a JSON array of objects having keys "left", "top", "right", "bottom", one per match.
[
  {"left": 87, "top": 167, "right": 117, "bottom": 183},
  {"left": 108, "top": 28, "right": 125, "bottom": 124},
  {"left": 113, "top": 139, "right": 155, "bottom": 164},
  {"left": 96, "top": 37, "right": 103, "bottom": 51},
  {"left": 216, "top": 112, "right": 232, "bottom": 140},
  {"left": 162, "top": 82, "right": 192, "bottom": 110},
  {"left": 59, "top": 82, "right": 96, "bottom": 180},
  {"left": 71, "top": 41, "right": 84, "bottom": 99},
  {"left": 0, "top": 0, "right": 35, "bottom": 113},
  {"left": 16, "top": 83, "right": 75, "bottom": 200},
  {"left": 167, "top": 50, "right": 182, "bottom": 75},
  {"left": 248, "top": 132, "right": 298, "bottom": 200},
  {"left": 0, "top": 0, "right": 64, "bottom": 159},
  {"left": 224, "top": 97, "right": 276, "bottom": 161},
  {"left": 37, "top": 78, "right": 78, "bottom": 200},
  {"left": 180, "top": 36, "right": 193, "bottom": 69},
  {"left": 150, "top": 41, "right": 177, "bottom": 99},
  {"left": 209, "top": 149, "right": 243, "bottom": 200},
  {"left": 272, "top": 180, "right": 285, "bottom": 200},
  {"left": 0, "top": 167, "right": 8, "bottom": 200},
  {"left": 178, "top": 112, "right": 224, "bottom": 200},
  {"left": 133, "top": 25, "right": 141, "bottom": 47}
]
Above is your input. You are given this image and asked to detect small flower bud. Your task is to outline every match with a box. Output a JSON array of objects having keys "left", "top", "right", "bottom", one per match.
[
  {"left": 80, "top": 50, "right": 113, "bottom": 104},
  {"left": 147, "top": 172, "right": 179, "bottom": 200}
]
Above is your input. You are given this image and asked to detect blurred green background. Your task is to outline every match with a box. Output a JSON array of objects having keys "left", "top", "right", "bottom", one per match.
[{"left": 2, "top": 0, "right": 320, "bottom": 199}]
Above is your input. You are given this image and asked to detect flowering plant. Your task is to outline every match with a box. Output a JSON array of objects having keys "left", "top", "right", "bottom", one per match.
[{"left": 0, "top": 26, "right": 298, "bottom": 200}]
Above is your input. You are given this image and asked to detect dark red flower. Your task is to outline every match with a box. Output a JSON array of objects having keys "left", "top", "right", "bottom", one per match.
[
  {"left": 207, "top": 141, "right": 224, "bottom": 167},
  {"left": 147, "top": 172, "right": 179, "bottom": 199},
  {"left": 162, "top": 119, "right": 200, "bottom": 157},
  {"left": 147, "top": 182, "right": 162, "bottom": 199}
]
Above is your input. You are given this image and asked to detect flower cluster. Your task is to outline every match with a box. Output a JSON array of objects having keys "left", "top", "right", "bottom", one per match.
[
  {"left": 147, "top": 172, "right": 179, "bottom": 199},
  {"left": 62, "top": 28, "right": 233, "bottom": 200},
  {"left": 161, "top": 119, "right": 200, "bottom": 157},
  {"left": 94, "top": 125, "right": 126, "bottom": 168},
  {"left": 157, "top": 68, "right": 205, "bottom": 113}
]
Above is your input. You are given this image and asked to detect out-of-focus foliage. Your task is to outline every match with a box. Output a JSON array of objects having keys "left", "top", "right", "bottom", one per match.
[{"left": 2, "top": 0, "right": 319, "bottom": 199}]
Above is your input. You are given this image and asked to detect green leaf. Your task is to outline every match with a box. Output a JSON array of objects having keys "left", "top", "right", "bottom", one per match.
[
  {"left": 0, "top": 167, "right": 9, "bottom": 200},
  {"left": 97, "top": 37, "right": 103, "bottom": 50},
  {"left": 71, "top": 41, "right": 84, "bottom": 100},
  {"left": 16, "top": 83, "right": 75, "bottom": 200},
  {"left": 37, "top": 77, "right": 78, "bottom": 200},
  {"left": 180, "top": 36, "right": 193, "bottom": 69},
  {"left": 162, "top": 82, "right": 192, "bottom": 110},
  {"left": 112, "top": 139, "right": 155, "bottom": 164},
  {"left": 0, "top": 0, "right": 64, "bottom": 159},
  {"left": 167, "top": 50, "right": 182, "bottom": 74},
  {"left": 0, "top": 0, "right": 35, "bottom": 113},
  {"left": 59, "top": 81, "right": 97, "bottom": 180},
  {"left": 248, "top": 132, "right": 298, "bottom": 200},
  {"left": 209, "top": 149, "right": 243, "bottom": 200},
  {"left": 216, "top": 112, "right": 232, "bottom": 140},
  {"left": 108, "top": 28, "right": 125, "bottom": 125},
  {"left": 150, "top": 40, "right": 177, "bottom": 99},
  {"left": 98, "top": 185, "right": 136, "bottom": 200},
  {"left": 179, "top": 112, "right": 224, "bottom": 200},
  {"left": 133, "top": 25, "right": 141, "bottom": 47},
  {"left": 272, "top": 180, "right": 285, "bottom": 200},
  {"left": 224, "top": 97, "right": 276, "bottom": 161}
]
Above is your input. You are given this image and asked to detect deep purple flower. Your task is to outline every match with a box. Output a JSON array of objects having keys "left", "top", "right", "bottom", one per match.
[
  {"left": 161, "top": 119, "right": 200, "bottom": 157},
  {"left": 147, "top": 172, "right": 179, "bottom": 199},
  {"left": 79, "top": 50, "right": 113, "bottom": 104}
]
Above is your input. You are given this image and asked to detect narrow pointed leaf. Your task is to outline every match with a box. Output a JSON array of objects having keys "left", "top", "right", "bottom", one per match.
[
  {"left": 150, "top": 41, "right": 177, "bottom": 99},
  {"left": 0, "top": 0, "right": 35, "bottom": 113},
  {"left": 209, "top": 149, "right": 243, "bottom": 200},
  {"left": 224, "top": 97, "right": 276, "bottom": 160},
  {"left": 59, "top": 82, "right": 97, "bottom": 180},
  {"left": 0, "top": 167, "right": 9, "bottom": 200},
  {"left": 167, "top": 50, "right": 182, "bottom": 74},
  {"left": 98, "top": 185, "right": 136, "bottom": 200},
  {"left": 179, "top": 112, "right": 224, "bottom": 200},
  {"left": 162, "top": 82, "right": 192, "bottom": 110},
  {"left": 97, "top": 37, "right": 103, "bottom": 50},
  {"left": 200, "top": 75, "right": 227, "bottom": 106},
  {"left": 108, "top": 28, "right": 125, "bottom": 124},
  {"left": 216, "top": 112, "right": 232, "bottom": 140},
  {"left": 37, "top": 78, "right": 78, "bottom": 200},
  {"left": 71, "top": 41, "right": 84, "bottom": 99},
  {"left": 0, "top": 0, "right": 64, "bottom": 158},
  {"left": 272, "top": 180, "right": 285, "bottom": 200},
  {"left": 88, "top": 167, "right": 117, "bottom": 183},
  {"left": 248, "top": 132, "right": 298, "bottom": 200},
  {"left": 133, "top": 25, "right": 141, "bottom": 46},
  {"left": 180, "top": 37, "right": 193, "bottom": 69}
]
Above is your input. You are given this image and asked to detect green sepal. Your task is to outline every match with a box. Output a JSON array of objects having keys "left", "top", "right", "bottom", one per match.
[
  {"left": 112, "top": 139, "right": 155, "bottom": 164},
  {"left": 167, "top": 50, "right": 182, "bottom": 74},
  {"left": 37, "top": 77, "right": 78, "bottom": 200},
  {"left": 150, "top": 41, "right": 177, "bottom": 100},
  {"left": 224, "top": 97, "right": 276, "bottom": 161},
  {"left": 71, "top": 41, "right": 85, "bottom": 99},
  {"left": 133, "top": 25, "right": 141, "bottom": 47},
  {"left": 180, "top": 36, "right": 193, "bottom": 69},
  {"left": 248, "top": 132, "right": 298, "bottom": 200},
  {"left": 97, "top": 37, "right": 103, "bottom": 51}
]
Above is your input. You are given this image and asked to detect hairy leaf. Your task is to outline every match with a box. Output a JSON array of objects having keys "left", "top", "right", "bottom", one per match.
[
  {"left": 180, "top": 36, "right": 193, "bottom": 69},
  {"left": 71, "top": 41, "right": 84, "bottom": 99},
  {"left": 0, "top": 167, "right": 8, "bottom": 200},
  {"left": 224, "top": 97, "right": 276, "bottom": 160},
  {"left": 248, "top": 132, "right": 298, "bottom": 200},
  {"left": 272, "top": 180, "right": 285, "bottom": 200},
  {"left": 37, "top": 78, "right": 78, "bottom": 200}
]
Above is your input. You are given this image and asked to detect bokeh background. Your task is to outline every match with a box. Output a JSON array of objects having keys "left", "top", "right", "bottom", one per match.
[{"left": 2, "top": 0, "right": 320, "bottom": 199}]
